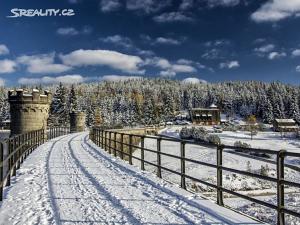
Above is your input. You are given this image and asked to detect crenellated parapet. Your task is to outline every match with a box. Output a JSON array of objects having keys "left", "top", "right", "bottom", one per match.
[
  {"left": 8, "top": 89, "right": 52, "bottom": 136},
  {"left": 8, "top": 89, "right": 52, "bottom": 105}
]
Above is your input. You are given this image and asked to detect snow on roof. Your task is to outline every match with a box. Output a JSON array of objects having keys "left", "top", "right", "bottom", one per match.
[
  {"left": 275, "top": 119, "right": 296, "bottom": 123},
  {"left": 192, "top": 108, "right": 219, "bottom": 111},
  {"left": 278, "top": 125, "right": 298, "bottom": 129}
]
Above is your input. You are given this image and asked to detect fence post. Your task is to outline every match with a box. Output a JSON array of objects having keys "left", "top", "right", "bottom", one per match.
[
  {"left": 157, "top": 138, "right": 162, "bottom": 178},
  {"left": 108, "top": 132, "right": 112, "bottom": 154},
  {"left": 104, "top": 131, "right": 107, "bottom": 151},
  {"left": 101, "top": 130, "right": 104, "bottom": 149},
  {"left": 20, "top": 134, "right": 24, "bottom": 164},
  {"left": 12, "top": 138, "right": 16, "bottom": 177},
  {"left": 217, "top": 145, "right": 224, "bottom": 206},
  {"left": 277, "top": 150, "right": 286, "bottom": 225},
  {"left": 141, "top": 136, "right": 145, "bottom": 171},
  {"left": 180, "top": 141, "right": 186, "bottom": 189},
  {"left": 100, "top": 130, "right": 102, "bottom": 147},
  {"left": 121, "top": 133, "right": 124, "bottom": 160},
  {"left": 16, "top": 136, "right": 20, "bottom": 170},
  {"left": 129, "top": 134, "right": 133, "bottom": 165},
  {"left": 0, "top": 142, "right": 3, "bottom": 201},
  {"left": 113, "top": 133, "right": 117, "bottom": 157},
  {"left": 6, "top": 140, "right": 11, "bottom": 187}
]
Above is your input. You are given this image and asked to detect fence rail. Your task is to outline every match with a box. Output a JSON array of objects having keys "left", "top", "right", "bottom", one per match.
[
  {"left": 48, "top": 126, "right": 70, "bottom": 140},
  {"left": 0, "top": 129, "right": 44, "bottom": 201},
  {"left": 90, "top": 127, "right": 300, "bottom": 225},
  {"left": 0, "top": 126, "right": 70, "bottom": 201}
]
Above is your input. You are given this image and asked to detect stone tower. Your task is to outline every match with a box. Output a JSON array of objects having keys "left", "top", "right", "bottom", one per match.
[
  {"left": 70, "top": 111, "right": 86, "bottom": 133},
  {"left": 8, "top": 89, "right": 52, "bottom": 136}
]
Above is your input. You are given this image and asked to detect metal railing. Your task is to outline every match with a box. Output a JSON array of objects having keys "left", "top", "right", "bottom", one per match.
[
  {"left": 90, "top": 127, "right": 300, "bottom": 225},
  {"left": 0, "top": 126, "right": 71, "bottom": 201},
  {"left": 0, "top": 129, "right": 45, "bottom": 201},
  {"left": 48, "top": 126, "right": 70, "bottom": 140}
]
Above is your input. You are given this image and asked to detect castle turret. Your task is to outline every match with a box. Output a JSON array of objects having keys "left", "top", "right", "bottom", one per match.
[
  {"left": 70, "top": 111, "right": 86, "bottom": 133},
  {"left": 8, "top": 89, "right": 52, "bottom": 136}
]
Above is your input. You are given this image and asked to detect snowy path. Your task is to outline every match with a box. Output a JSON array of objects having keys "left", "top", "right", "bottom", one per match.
[{"left": 0, "top": 132, "right": 263, "bottom": 225}]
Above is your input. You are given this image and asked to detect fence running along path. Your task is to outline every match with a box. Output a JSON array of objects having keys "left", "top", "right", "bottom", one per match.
[
  {"left": 0, "top": 126, "right": 70, "bottom": 201},
  {"left": 90, "top": 127, "right": 300, "bottom": 225}
]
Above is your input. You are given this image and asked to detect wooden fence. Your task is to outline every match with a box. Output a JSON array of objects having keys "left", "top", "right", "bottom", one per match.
[{"left": 90, "top": 128, "right": 300, "bottom": 225}]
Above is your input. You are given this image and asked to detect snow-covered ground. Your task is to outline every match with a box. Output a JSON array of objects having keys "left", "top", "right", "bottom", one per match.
[
  {"left": 131, "top": 127, "right": 300, "bottom": 224},
  {"left": 0, "top": 132, "right": 262, "bottom": 225},
  {"left": 161, "top": 126, "right": 300, "bottom": 153}
]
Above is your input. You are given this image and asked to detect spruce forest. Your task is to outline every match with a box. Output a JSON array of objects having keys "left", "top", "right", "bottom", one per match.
[{"left": 0, "top": 78, "right": 299, "bottom": 127}]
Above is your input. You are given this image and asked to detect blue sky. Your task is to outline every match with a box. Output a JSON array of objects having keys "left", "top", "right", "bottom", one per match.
[{"left": 0, "top": 0, "right": 300, "bottom": 86}]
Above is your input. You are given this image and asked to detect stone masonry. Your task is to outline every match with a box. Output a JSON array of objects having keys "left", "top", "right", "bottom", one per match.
[
  {"left": 8, "top": 89, "right": 52, "bottom": 136},
  {"left": 70, "top": 111, "right": 86, "bottom": 133}
]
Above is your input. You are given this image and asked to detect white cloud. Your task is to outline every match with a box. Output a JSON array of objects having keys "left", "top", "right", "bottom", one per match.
[
  {"left": 60, "top": 49, "right": 145, "bottom": 74},
  {"left": 254, "top": 44, "right": 275, "bottom": 53},
  {"left": 0, "top": 59, "right": 17, "bottom": 73},
  {"left": 153, "top": 57, "right": 196, "bottom": 73},
  {"left": 251, "top": 0, "right": 300, "bottom": 23},
  {"left": 219, "top": 60, "right": 240, "bottom": 69},
  {"left": 57, "top": 26, "right": 92, "bottom": 36},
  {"left": 206, "top": 0, "right": 240, "bottom": 8},
  {"left": 18, "top": 74, "right": 85, "bottom": 85},
  {"left": 182, "top": 77, "right": 207, "bottom": 84},
  {"left": 296, "top": 65, "right": 300, "bottom": 72},
  {"left": 202, "top": 48, "right": 222, "bottom": 59},
  {"left": 0, "top": 45, "right": 9, "bottom": 55},
  {"left": 292, "top": 49, "right": 300, "bottom": 57},
  {"left": 268, "top": 51, "right": 286, "bottom": 60},
  {"left": 99, "top": 35, "right": 133, "bottom": 48},
  {"left": 126, "top": 0, "right": 171, "bottom": 14},
  {"left": 172, "top": 64, "right": 196, "bottom": 73},
  {"left": 155, "top": 37, "right": 181, "bottom": 45},
  {"left": 101, "top": 75, "right": 142, "bottom": 81},
  {"left": 179, "top": 0, "right": 194, "bottom": 11},
  {"left": 57, "top": 27, "right": 79, "bottom": 36},
  {"left": 153, "top": 12, "right": 194, "bottom": 23},
  {"left": 100, "top": 0, "right": 122, "bottom": 12},
  {"left": 155, "top": 58, "right": 171, "bottom": 69},
  {"left": 17, "top": 53, "right": 72, "bottom": 74},
  {"left": 204, "top": 39, "right": 231, "bottom": 47},
  {"left": 149, "top": 57, "right": 196, "bottom": 77},
  {"left": 0, "top": 78, "right": 5, "bottom": 86},
  {"left": 159, "top": 70, "right": 176, "bottom": 77}
]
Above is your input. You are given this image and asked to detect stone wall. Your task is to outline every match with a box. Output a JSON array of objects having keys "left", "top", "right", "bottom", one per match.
[
  {"left": 70, "top": 111, "right": 86, "bottom": 133},
  {"left": 8, "top": 89, "right": 52, "bottom": 136}
]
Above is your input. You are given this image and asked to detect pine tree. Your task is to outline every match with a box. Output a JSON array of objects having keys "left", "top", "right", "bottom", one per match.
[
  {"left": 287, "top": 90, "right": 300, "bottom": 123},
  {"left": 143, "top": 98, "right": 155, "bottom": 125},
  {"left": 69, "top": 84, "right": 78, "bottom": 112},
  {"left": 49, "top": 83, "right": 68, "bottom": 126}
]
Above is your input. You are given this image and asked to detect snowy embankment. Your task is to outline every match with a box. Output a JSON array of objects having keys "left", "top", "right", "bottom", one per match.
[
  {"left": 0, "top": 132, "right": 261, "bottom": 225},
  {"left": 149, "top": 127, "right": 300, "bottom": 224}
]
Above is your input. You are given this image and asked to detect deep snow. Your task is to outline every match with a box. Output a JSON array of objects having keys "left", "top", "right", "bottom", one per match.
[{"left": 0, "top": 132, "right": 262, "bottom": 225}]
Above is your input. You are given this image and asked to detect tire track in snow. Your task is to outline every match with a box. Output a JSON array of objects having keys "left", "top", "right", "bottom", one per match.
[
  {"left": 79, "top": 133, "right": 241, "bottom": 224},
  {"left": 49, "top": 133, "right": 129, "bottom": 224},
  {"left": 67, "top": 134, "right": 144, "bottom": 225}
]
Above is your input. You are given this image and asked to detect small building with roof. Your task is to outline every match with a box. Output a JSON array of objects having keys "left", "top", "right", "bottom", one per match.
[
  {"left": 190, "top": 104, "right": 221, "bottom": 125},
  {"left": 273, "top": 119, "right": 299, "bottom": 132}
]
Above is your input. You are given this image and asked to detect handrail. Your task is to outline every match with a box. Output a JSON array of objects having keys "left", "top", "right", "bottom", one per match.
[
  {"left": 90, "top": 127, "right": 300, "bottom": 225},
  {"left": 0, "top": 126, "right": 70, "bottom": 201}
]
